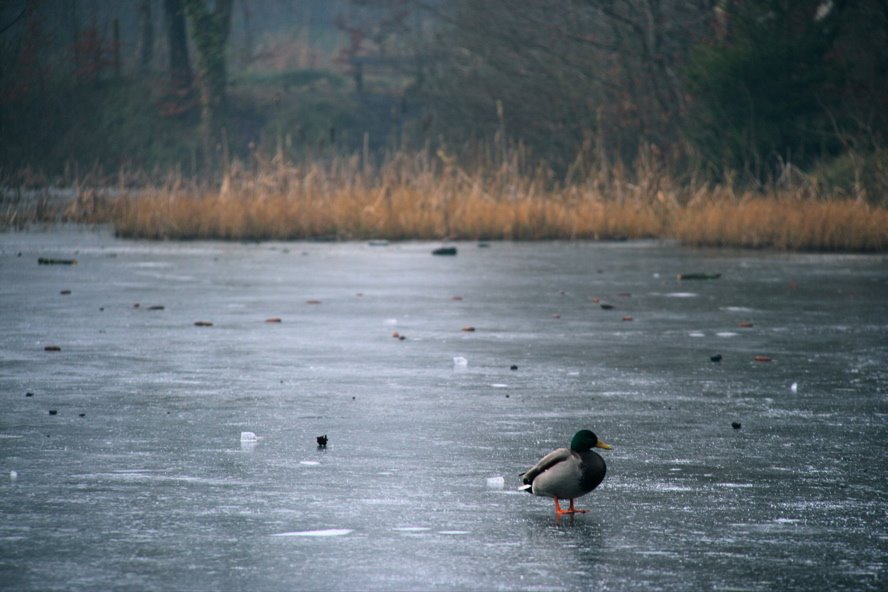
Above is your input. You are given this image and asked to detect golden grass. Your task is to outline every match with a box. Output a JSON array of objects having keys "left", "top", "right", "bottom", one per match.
[
  {"left": 674, "top": 195, "right": 888, "bottom": 251},
  {"left": 6, "top": 150, "right": 888, "bottom": 251}
]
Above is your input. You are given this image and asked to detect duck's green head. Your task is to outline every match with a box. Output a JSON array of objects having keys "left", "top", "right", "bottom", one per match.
[{"left": 571, "top": 429, "right": 613, "bottom": 452}]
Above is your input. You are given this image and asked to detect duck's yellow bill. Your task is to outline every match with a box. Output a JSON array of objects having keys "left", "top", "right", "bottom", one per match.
[{"left": 596, "top": 439, "right": 613, "bottom": 450}]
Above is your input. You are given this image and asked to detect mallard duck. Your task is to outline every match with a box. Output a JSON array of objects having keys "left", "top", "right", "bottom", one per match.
[{"left": 520, "top": 429, "right": 612, "bottom": 515}]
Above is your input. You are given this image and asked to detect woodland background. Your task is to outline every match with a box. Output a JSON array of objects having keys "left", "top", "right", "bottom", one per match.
[{"left": 1, "top": 0, "right": 886, "bottom": 201}]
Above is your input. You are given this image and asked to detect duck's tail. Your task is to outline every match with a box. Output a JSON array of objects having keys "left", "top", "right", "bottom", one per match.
[{"left": 518, "top": 472, "right": 534, "bottom": 494}]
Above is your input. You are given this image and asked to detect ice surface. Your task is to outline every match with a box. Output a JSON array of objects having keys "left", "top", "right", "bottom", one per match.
[{"left": 0, "top": 230, "right": 885, "bottom": 592}]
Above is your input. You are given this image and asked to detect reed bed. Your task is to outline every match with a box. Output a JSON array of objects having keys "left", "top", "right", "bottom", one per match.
[{"left": 7, "top": 150, "right": 888, "bottom": 251}]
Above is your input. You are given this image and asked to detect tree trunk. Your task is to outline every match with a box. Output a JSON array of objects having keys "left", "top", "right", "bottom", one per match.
[
  {"left": 183, "top": 0, "right": 233, "bottom": 172},
  {"left": 164, "top": 0, "right": 192, "bottom": 91},
  {"left": 239, "top": 0, "right": 253, "bottom": 66},
  {"left": 137, "top": 0, "right": 154, "bottom": 73}
]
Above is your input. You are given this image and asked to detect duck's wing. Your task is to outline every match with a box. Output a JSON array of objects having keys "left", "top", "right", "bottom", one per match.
[{"left": 520, "top": 447, "right": 572, "bottom": 485}]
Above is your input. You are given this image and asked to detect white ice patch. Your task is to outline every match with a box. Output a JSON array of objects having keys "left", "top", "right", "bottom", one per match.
[
  {"left": 688, "top": 331, "right": 705, "bottom": 338},
  {"left": 240, "top": 431, "right": 258, "bottom": 443},
  {"left": 486, "top": 476, "right": 505, "bottom": 489},
  {"left": 392, "top": 526, "right": 431, "bottom": 532},
  {"left": 490, "top": 383, "right": 508, "bottom": 388},
  {"left": 272, "top": 529, "right": 352, "bottom": 537},
  {"left": 453, "top": 356, "right": 468, "bottom": 368},
  {"left": 666, "top": 292, "right": 698, "bottom": 298},
  {"left": 438, "top": 530, "right": 470, "bottom": 535},
  {"left": 299, "top": 461, "right": 320, "bottom": 466},
  {"left": 716, "top": 332, "right": 738, "bottom": 337}
]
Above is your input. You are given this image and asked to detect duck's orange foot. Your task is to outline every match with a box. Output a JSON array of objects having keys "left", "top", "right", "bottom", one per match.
[{"left": 554, "top": 498, "right": 589, "bottom": 515}]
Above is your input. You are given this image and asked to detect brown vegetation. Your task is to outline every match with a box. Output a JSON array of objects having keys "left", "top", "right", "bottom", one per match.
[{"left": 3, "top": 150, "right": 887, "bottom": 252}]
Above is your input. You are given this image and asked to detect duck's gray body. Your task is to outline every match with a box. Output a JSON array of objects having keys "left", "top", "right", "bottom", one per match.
[{"left": 521, "top": 447, "right": 607, "bottom": 500}]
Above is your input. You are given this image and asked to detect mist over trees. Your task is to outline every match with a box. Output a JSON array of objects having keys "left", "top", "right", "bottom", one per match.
[{"left": 1, "top": 0, "right": 886, "bottom": 198}]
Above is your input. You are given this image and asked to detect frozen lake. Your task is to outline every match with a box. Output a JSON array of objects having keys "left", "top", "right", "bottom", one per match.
[{"left": 1, "top": 227, "right": 886, "bottom": 591}]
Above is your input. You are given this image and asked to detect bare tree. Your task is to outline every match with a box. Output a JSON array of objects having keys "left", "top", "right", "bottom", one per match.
[
  {"left": 137, "top": 0, "right": 154, "bottom": 73},
  {"left": 414, "top": 0, "right": 716, "bottom": 170},
  {"left": 164, "top": 0, "right": 192, "bottom": 91},
  {"left": 183, "top": 0, "right": 234, "bottom": 171}
]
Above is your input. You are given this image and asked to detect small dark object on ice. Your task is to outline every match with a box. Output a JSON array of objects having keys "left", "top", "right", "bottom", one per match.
[
  {"left": 26, "top": 392, "right": 34, "bottom": 397},
  {"left": 677, "top": 272, "right": 721, "bottom": 280},
  {"left": 194, "top": 321, "right": 213, "bottom": 327},
  {"left": 79, "top": 413, "right": 86, "bottom": 417},
  {"left": 38, "top": 258, "right": 77, "bottom": 265},
  {"left": 710, "top": 354, "right": 722, "bottom": 362},
  {"left": 731, "top": 422, "right": 742, "bottom": 430},
  {"left": 48, "top": 410, "right": 58, "bottom": 416},
  {"left": 432, "top": 247, "right": 457, "bottom": 256},
  {"left": 148, "top": 305, "right": 165, "bottom": 311},
  {"left": 60, "top": 290, "right": 71, "bottom": 295},
  {"left": 600, "top": 303, "right": 614, "bottom": 310},
  {"left": 317, "top": 435, "right": 328, "bottom": 448},
  {"left": 44, "top": 345, "right": 61, "bottom": 352},
  {"left": 510, "top": 365, "right": 518, "bottom": 371}
]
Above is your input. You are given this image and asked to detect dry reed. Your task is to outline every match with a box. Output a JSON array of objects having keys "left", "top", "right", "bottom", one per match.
[{"left": 8, "top": 149, "right": 888, "bottom": 251}]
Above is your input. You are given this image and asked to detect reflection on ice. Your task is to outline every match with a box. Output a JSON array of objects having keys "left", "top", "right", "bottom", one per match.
[{"left": 272, "top": 529, "right": 353, "bottom": 537}]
